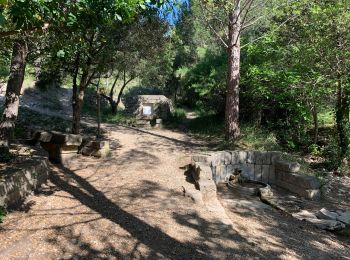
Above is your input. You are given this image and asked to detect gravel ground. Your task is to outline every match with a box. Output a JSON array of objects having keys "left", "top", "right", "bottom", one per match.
[{"left": 0, "top": 125, "right": 349, "bottom": 259}]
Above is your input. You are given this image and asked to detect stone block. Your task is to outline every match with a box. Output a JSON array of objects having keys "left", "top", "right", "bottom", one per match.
[
  {"left": 338, "top": 212, "right": 350, "bottom": 225},
  {"left": 210, "top": 151, "right": 231, "bottom": 165},
  {"left": 276, "top": 171, "right": 320, "bottom": 189},
  {"left": 275, "top": 179, "right": 321, "bottom": 199},
  {"left": 231, "top": 151, "right": 238, "bottom": 164},
  {"left": 254, "top": 151, "right": 264, "bottom": 164},
  {"left": 197, "top": 179, "right": 217, "bottom": 203},
  {"left": 238, "top": 151, "right": 248, "bottom": 163},
  {"left": 214, "top": 164, "right": 227, "bottom": 183},
  {"left": 222, "top": 151, "right": 232, "bottom": 165},
  {"left": 263, "top": 152, "right": 273, "bottom": 164},
  {"left": 270, "top": 152, "right": 281, "bottom": 163},
  {"left": 275, "top": 160, "right": 300, "bottom": 173},
  {"left": 316, "top": 208, "right": 339, "bottom": 221},
  {"left": 262, "top": 165, "right": 269, "bottom": 183},
  {"left": 246, "top": 151, "right": 255, "bottom": 164},
  {"left": 246, "top": 163, "right": 255, "bottom": 180},
  {"left": 81, "top": 140, "right": 110, "bottom": 159},
  {"left": 268, "top": 165, "right": 276, "bottom": 184},
  {"left": 226, "top": 164, "right": 236, "bottom": 176},
  {"left": 254, "top": 164, "right": 262, "bottom": 181},
  {"left": 210, "top": 152, "right": 221, "bottom": 167},
  {"left": 192, "top": 154, "right": 211, "bottom": 165},
  {"left": 193, "top": 163, "right": 213, "bottom": 181}
]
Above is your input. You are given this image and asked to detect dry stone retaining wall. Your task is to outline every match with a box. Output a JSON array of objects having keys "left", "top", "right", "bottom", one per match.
[
  {"left": 192, "top": 151, "right": 321, "bottom": 200},
  {"left": 0, "top": 157, "right": 49, "bottom": 208}
]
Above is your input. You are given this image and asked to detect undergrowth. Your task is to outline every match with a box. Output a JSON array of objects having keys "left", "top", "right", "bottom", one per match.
[{"left": 0, "top": 207, "right": 6, "bottom": 223}]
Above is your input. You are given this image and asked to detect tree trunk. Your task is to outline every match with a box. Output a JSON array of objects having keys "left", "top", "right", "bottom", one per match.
[
  {"left": 72, "top": 70, "right": 89, "bottom": 134},
  {"left": 335, "top": 80, "right": 350, "bottom": 159},
  {"left": 225, "top": 1, "right": 241, "bottom": 141},
  {"left": 0, "top": 39, "right": 28, "bottom": 154},
  {"left": 109, "top": 75, "right": 119, "bottom": 115}
]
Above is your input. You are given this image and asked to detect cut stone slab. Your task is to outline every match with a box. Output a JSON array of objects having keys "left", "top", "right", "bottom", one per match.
[
  {"left": 338, "top": 211, "right": 350, "bottom": 225},
  {"left": 276, "top": 171, "right": 321, "bottom": 189},
  {"left": 316, "top": 208, "right": 339, "bottom": 221},
  {"left": 275, "top": 179, "right": 321, "bottom": 200},
  {"left": 304, "top": 218, "right": 345, "bottom": 231},
  {"left": 81, "top": 140, "right": 110, "bottom": 159},
  {"left": 254, "top": 164, "right": 262, "bottom": 181},
  {"left": 191, "top": 153, "right": 211, "bottom": 165}
]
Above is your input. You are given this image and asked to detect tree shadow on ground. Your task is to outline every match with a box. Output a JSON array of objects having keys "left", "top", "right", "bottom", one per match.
[
  {"left": 216, "top": 185, "right": 350, "bottom": 259},
  {"left": 47, "top": 165, "right": 211, "bottom": 259}
]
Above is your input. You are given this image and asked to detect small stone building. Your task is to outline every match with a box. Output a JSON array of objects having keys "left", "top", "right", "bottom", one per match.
[{"left": 125, "top": 95, "right": 173, "bottom": 127}]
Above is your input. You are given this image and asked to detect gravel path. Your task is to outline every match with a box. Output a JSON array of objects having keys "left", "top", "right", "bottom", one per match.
[{"left": 0, "top": 125, "right": 349, "bottom": 259}]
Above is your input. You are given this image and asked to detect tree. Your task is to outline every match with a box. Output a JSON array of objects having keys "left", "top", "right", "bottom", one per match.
[
  {"left": 0, "top": 0, "right": 52, "bottom": 156},
  {"left": 100, "top": 14, "right": 169, "bottom": 114},
  {"left": 198, "top": 0, "right": 269, "bottom": 140}
]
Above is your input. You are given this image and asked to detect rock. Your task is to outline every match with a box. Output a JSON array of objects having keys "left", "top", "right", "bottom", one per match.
[
  {"left": 338, "top": 211, "right": 350, "bottom": 225},
  {"left": 305, "top": 218, "right": 345, "bottom": 231},
  {"left": 258, "top": 186, "right": 274, "bottom": 198},
  {"left": 292, "top": 210, "right": 317, "bottom": 221},
  {"left": 316, "top": 208, "right": 339, "bottom": 221}
]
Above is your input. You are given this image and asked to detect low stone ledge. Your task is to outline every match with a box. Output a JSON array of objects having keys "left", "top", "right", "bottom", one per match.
[
  {"left": 29, "top": 131, "right": 82, "bottom": 165},
  {"left": 80, "top": 140, "right": 111, "bottom": 158},
  {"left": 191, "top": 153, "right": 212, "bottom": 166},
  {"left": 191, "top": 162, "right": 217, "bottom": 204},
  {"left": 275, "top": 179, "right": 320, "bottom": 200},
  {"left": 275, "top": 160, "right": 300, "bottom": 173},
  {"left": 0, "top": 157, "right": 49, "bottom": 208},
  {"left": 276, "top": 171, "right": 320, "bottom": 189}
]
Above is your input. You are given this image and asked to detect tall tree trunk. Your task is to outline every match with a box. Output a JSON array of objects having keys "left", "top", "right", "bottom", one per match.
[
  {"left": 225, "top": 1, "right": 241, "bottom": 141},
  {"left": 335, "top": 80, "right": 350, "bottom": 160},
  {"left": 72, "top": 70, "right": 89, "bottom": 134},
  {"left": 0, "top": 39, "right": 28, "bottom": 155}
]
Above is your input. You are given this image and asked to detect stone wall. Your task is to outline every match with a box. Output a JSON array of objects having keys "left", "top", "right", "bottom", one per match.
[
  {"left": 0, "top": 157, "right": 49, "bottom": 208},
  {"left": 192, "top": 151, "right": 321, "bottom": 200}
]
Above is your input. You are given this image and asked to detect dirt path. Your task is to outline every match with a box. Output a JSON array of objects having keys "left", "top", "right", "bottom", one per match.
[{"left": 0, "top": 125, "right": 349, "bottom": 259}]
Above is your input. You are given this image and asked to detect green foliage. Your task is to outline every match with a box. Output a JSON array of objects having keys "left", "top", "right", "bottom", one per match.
[
  {"left": 188, "top": 114, "right": 224, "bottom": 138},
  {"left": 165, "top": 107, "right": 186, "bottom": 126},
  {"left": 238, "top": 125, "right": 281, "bottom": 151},
  {"left": 308, "top": 144, "right": 322, "bottom": 156},
  {"left": 0, "top": 150, "right": 13, "bottom": 163},
  {"left": 0, "top": 207, "right": 6, "bottom": 223},
  {"left": 181, "top": 48, "right": 227, "bottom": 113}
]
